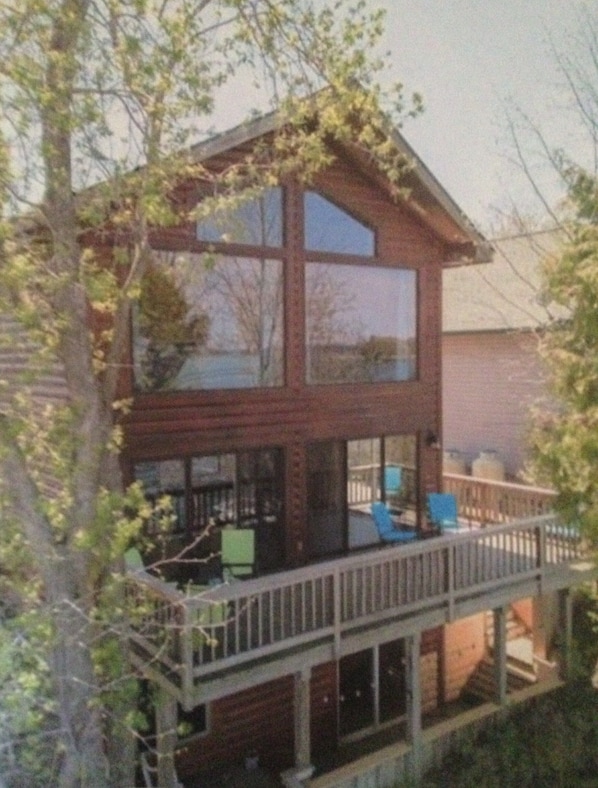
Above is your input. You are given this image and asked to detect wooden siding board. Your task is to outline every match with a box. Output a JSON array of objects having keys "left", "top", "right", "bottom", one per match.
[{"left": 175, "top": 674, "right": 295, "bottom": 778}]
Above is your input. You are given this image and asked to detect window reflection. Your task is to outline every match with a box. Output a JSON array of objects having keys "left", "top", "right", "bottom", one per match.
[
  {"left": 305, "top": 263, "right": 416, "bottom": 384},
  {"left": 304, "top": 191, "right": 375, "bottom": 255},
  {"left": 133, "top": 251, "right": 284, "bottom": 391},
  {"left": 347, "top": 435, "right": 417, "bottom": 548},
  {"left": 197, "top": 187, "right": 283, "bottom": 247}
]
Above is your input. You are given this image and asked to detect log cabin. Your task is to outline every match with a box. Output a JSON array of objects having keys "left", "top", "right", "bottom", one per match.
[
  {"left": 120, "top": 111, "right": 597, "bottom": 787},
  {"left": 2, "top": 102, "right": 593, "bottom": 787}
]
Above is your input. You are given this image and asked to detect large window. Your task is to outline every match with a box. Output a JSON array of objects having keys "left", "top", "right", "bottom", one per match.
[
  {"left": 133, "top": 251, "right": 284, "bottom": 391},
  {"left": 134, "top": 448, "right": 285, "bottom": 574},
  {"left": 305, "top": 263, "right": 417, "bottom": 385},
  {"left": 134, "top": 186, "right": 420, "bottom": 392}
]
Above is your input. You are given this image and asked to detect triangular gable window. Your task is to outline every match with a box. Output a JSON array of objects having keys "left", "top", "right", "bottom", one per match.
[{"left": 304, "top": 191, "right": 375, "bottom": 256}]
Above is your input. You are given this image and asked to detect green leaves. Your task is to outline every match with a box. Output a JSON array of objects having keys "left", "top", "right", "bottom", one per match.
[
  {"left": 1, "top": 2, "right": 424, "bottom": 782},
  {"left": 531, "top": 171, "right": 598, "bottom": 544}
]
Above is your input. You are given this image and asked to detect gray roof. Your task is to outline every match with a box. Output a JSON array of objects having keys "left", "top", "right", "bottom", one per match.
[{"left": 443, "top": 229, "right": 563, "bottom": 333}]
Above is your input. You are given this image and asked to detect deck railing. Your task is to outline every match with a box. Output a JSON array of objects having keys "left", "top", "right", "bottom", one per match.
[
  {"left": 126, "top": 513, "right": 586, "bottom": 702},
  {"left": 443, "top": 473, "right": 557, "bottom": 526}
]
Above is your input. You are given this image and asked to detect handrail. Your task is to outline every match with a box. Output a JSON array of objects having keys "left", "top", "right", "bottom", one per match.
[
  {"left": 126, "top": 513, "right": 585, "bottom": 698},
  {"left": 443, "top": 473, "right": 556, "bottom": 526}
]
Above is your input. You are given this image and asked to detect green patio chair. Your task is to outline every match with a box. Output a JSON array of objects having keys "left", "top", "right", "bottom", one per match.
[
  {"left": 221, "top": 528, "right": 256, "bottom": 579},
  {"left": 124, "top": 546, "right": 145, "bottom": 571}
]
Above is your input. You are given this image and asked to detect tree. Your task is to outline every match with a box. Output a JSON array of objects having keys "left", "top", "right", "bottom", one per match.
[
  {"left": 508, "top": 7, "right": 598, "bottom": 544},
  {"left": 137, "top": 258, "right": 210, "bottom": 390},
  {"left": 0, "top": 2, "right": 421, "bottom": 786},
  {"left": 528, "top": 173, "right": 598, "bottom": 543}
]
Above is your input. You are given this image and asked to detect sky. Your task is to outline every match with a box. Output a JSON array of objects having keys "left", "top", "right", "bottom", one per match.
[
  {"left": 209, "top": 1, "right": 592, "bottom": 235},
  {"left": 378, "top": 0, "right": 592, "bottom": 232}
]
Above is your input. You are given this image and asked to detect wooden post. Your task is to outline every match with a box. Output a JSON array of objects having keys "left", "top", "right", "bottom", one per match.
[
  {"left": 405, "top": 632, "right": 422, "bottom": 780},
  {"left": 532, "top": 593, "right": 559, "bottom": 681},
  {"left": 558, "top": 588, "right": 573, "bottom": 681},
  {"left": 293, "top": 666, "right": 312, "bottom": 773},
  {"left": 493, "top": 606, "right": 508, "bottom": 706},
  {"left": 155, "top": 686, "right": 178, "bottom": 788}
]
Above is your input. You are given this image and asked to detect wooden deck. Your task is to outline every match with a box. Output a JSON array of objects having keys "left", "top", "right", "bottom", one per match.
[{"left": 127, "top": 506, "right": 593, "bottom": 710}]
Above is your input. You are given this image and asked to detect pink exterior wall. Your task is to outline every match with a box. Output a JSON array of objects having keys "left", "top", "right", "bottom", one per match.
[
  {"left": 443, "top": 614, "right": 486, "bottom": 703},
  {"left": 442, "top": 331, "right": 551, "bottom": 479}
]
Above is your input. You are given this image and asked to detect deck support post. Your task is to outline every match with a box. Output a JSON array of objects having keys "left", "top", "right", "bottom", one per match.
[
  {"left": 405, "top": 631, "right": 422, "bottom": 781},
  {"left": 293, "top": 666, "right": 313, "bottom": 776},
  {"left": 558, "top": 588, "right": 573, "bottom": 680},
  {"left": 493, "top": 606, "right": 508, "bottom": 706},
  {"left": 155, "top": 686, "right": 178, "bottom": 788}
]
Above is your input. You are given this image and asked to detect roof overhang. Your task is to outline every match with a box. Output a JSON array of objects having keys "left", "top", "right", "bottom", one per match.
[{"left": 188, "top": 106, "right": 492, "bottom": 266}]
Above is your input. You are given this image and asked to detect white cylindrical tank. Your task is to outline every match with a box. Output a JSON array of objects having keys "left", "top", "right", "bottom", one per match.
[
  {"left": 443, "top": 449, "right": 467, "bottom": 475},
  {"left": 472, "top": 450, "right": 505, "bottom": 481}
]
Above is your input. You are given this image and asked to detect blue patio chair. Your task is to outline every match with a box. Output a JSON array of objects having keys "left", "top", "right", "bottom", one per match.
[
  {"left": 427, "top": 492, "right": 460, "bottom": 533},
  {"left": 371, "top": 501, "right": 417, "bottom": 544},
  {"left": 384, "top": 465, "right": 403, "bottom": 511},
  {"left": 384, "top": 465, "right": 402, "bottom": 495}
]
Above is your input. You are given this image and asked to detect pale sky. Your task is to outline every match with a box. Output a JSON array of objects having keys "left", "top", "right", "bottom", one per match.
[
  {"left": 381, "top": 0, "right": 592, "bottom": 232},
  {"left": 212, "top": 1, "right": 592, "bottom": 234}
]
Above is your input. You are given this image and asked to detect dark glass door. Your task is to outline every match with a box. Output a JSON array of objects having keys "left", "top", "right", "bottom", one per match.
[
  {"left": 306, "top": 441, "right": 346, "bottom": 558},
  {"left": 238, "top": 448, "right": 285, "bottom": 573},
  {"left": 379, "top": 639, "right": 406, "bottom": 723},
  {"left": 339, "top": 650, "right": 374, "bottom": 737}
]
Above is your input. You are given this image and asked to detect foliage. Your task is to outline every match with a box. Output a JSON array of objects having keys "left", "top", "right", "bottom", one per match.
[
  {"left": 571, "top": 585, "right": 598, "bottom": 680},
  {"left": 0, "top": 615, "right": 58, "bottom": 788},
  {"left": 528, "top": 168, "right": 598, "bottom": 544},
  {"left": 0, "top": 2, "right": 422, "bottom": 786},
  {"left": 417, "top": 683, "right": 598, "bottom": 788},
  {"left": 137, "top": 262, "right": 210, "bottom": 389}
]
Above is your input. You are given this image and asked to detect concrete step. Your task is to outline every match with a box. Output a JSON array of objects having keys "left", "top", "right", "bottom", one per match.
[
  {"left": 461, "top": 658, "right": 535, "bottom": 703},
  {"left": 485, "top": 610, "right": 530, "bottom": 647}
]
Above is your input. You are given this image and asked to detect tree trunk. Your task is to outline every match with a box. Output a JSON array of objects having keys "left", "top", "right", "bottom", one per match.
[{"left": 52, "top": 599, "right": 109, "bottom": 788}]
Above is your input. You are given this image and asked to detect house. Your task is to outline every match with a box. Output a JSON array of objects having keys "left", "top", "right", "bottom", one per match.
[
  {"left": 442, "top": 229, "right": 562, "bottom": 479},
  {"left": 2, "top": 106, "right": 591, "bottom": 787},
  {"left": 119, "top": 117, "right": 596, "bottom": 788}
]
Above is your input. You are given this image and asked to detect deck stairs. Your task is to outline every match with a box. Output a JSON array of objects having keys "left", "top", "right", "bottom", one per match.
[{"left": 463, "top": 609, "right": 536, "bottom": 702}]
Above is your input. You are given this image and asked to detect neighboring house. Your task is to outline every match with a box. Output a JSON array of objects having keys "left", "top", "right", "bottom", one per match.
[{"left": 442, "top": 229, "right": 562, "bottom": 479}]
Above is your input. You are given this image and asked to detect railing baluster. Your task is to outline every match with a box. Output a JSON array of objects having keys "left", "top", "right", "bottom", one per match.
[{"left": 126, "top": 509, "right": 589, "bottom": 694}]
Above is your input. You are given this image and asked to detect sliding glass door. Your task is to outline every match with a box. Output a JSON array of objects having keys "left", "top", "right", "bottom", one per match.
[
  {"left": 339, "top": 639, "right": 407, "bottom": 738},
  {"left": 307, "top": 434, "right": 417, "bottom": 559}
]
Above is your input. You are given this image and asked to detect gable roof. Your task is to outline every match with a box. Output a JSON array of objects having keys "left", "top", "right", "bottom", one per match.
[
  {"left": 189, "top": 110, "right": 491, "bottom": 267},
  {"left": 443, "top": 228, "right": 563, "bottom": 333}
]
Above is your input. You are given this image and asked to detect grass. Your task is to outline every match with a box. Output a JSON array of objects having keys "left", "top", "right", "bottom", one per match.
[{"left": 417, "top": 681, "right": 598, "bottom": 787}]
